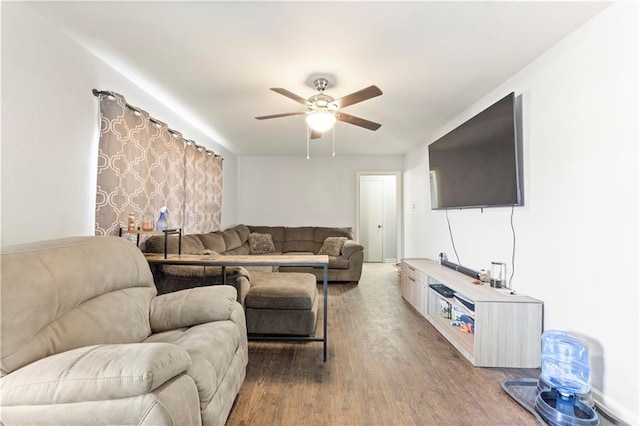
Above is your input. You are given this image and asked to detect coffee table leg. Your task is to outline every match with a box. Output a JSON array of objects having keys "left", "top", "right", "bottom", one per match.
[{"left": 323, "top": 265, "right": 328, "bottom": 362}]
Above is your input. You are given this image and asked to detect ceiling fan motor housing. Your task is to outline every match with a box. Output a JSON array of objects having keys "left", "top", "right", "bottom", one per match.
[{"left": 308, "top": 93, "right": 337, "bottom": 111}]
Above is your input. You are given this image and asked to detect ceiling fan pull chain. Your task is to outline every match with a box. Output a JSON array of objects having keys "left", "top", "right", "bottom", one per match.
[
  {"left": 307, "top": 125, "right": 311, "bottom": 160},
  {"left": 332, "top": 125, "right": 336, "bottom": 157}
]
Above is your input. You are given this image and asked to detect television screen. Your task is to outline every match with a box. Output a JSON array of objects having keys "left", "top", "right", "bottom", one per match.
[{"left": 428, "top": 92, "right": 522, "bottom": 210}]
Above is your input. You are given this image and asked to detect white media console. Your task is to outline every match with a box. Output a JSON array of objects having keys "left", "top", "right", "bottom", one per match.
[{"left": 401, "top": 258, "right": 543, "bottom": 368}]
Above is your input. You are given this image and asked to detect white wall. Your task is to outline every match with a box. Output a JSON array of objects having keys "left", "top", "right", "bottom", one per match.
[
  {"left": 404, "top": 2, "right": 639, "bottom": 422},
  {"left": 237, "top": 156, "right": 403, "bottom": 232},
  {"left": 1, "top": 3, "right": 239, "bottom": 247}
]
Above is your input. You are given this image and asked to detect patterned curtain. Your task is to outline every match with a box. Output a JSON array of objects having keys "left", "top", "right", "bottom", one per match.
[
  {"left": 209, "top": 151, "right": 224, "bottom": 231},
  {"left": 183, "top": 142, "right": 223, "bottom": 233},
  {"left": 95, "top": 91, "right": 222, "bottom": 236},
  {"left": 147, "top": 124, "right": 185, "bottom": 230}
]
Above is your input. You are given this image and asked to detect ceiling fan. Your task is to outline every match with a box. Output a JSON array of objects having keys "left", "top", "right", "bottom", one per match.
[{"left": 255, "top": 77, "right": 383, "bottom": 139}]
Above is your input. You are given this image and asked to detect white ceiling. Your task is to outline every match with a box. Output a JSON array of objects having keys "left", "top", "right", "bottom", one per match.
[{"left": 28, "top": 1, "right": 609, "bottom": 157}]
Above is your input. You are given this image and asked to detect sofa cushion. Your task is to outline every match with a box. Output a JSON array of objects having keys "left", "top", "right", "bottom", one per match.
[
  {"left": 224, "top": 242, "right": 250, "bottom": 255},
  {"left": 244, "top": 272, "right": 317, "bottom": 310},
  {"left": 145, "top": 307, "right": 245, "bottom": 409},
  {"left": 150, "top": 286, "right": 237, "bottom": 332},
  {"left": 196, "top": 232, "right": 226, "bottom": 253},
  {"left": 248, "top": 233, "right": 276, "bottom": 254},
  {"left": 285, "top": 226, "right": 313, "bottom": 241},
  {"left": 318, "top": 237, "right": 348, "bottom": 257},
  {"left": 221, "top": 229, "right": 242, "bottom": 251},
  {"left": 0, "top": 237, "right": 156, "bottom": 375},
  {"left": 162, "top": 265, "right": 217, "bottom": 279},
  {"left": 313, "top": 226, "right": 353, "bottom": 242},
  {"left": 0, "top": 343, "right": 190, "bottom": 405},
  {"left": 282, "top": 227, "right": 313, "bottom": 253},
  {"left": 233, "top": 225, "right": 251, "bottom": 244},
  {"left": 145, "top": 234, "right": 204, "bottom": 255}
]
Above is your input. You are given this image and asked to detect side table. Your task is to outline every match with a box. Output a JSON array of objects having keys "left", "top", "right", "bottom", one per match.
[{"left": 118, "top": 228, "right": 182, "bottom": 259}]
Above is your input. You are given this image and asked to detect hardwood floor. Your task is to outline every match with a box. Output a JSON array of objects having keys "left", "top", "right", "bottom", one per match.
[{"left": 226, "top": 263, "right": 540, "bottom": 425}]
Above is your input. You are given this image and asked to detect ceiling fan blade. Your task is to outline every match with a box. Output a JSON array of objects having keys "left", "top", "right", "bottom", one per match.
[
  {"left": 310, "top": 129, "right": 322, "bottom": 139},
  {"left": 337, "top": 112, "right": 382, "bottom": 131},
  {"left": 255, "top": 111, "right": 306, "bottom": 120},
  {"left": 270, "top": 88, "right": 310, "bottom": 106},
  {"left": 333, "top": 85, "right": 383, "bottom": 108}
]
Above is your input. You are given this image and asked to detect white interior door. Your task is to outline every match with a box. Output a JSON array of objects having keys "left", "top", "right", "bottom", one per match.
[{"left": 360, "top": 179, "right": 384, "bottom": 262}]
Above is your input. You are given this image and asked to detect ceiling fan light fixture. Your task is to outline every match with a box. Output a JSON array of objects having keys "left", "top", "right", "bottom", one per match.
[{"left": 306, "top": 109, "right": 336, "bottom": 132}]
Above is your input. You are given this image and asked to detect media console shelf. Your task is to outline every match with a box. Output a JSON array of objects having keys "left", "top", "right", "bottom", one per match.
[{"left": 401, "top": 258, "right": 543, "bottom": 368}]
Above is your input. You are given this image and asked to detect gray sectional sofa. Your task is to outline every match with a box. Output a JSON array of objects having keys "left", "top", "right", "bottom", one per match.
[
  {"left": 0, "top": 236, "right": 248, "bottom": 426},
  {"left": 144, "top": 224, "right": 365, "bottom": 296},
  {"left": 144, "top": 224, "right": 363, "bottom": 337}
]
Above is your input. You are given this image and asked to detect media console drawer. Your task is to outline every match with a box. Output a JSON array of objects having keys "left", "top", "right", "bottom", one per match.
[{"left": 401, "top": 258, "right": 543, "bottom": 368}]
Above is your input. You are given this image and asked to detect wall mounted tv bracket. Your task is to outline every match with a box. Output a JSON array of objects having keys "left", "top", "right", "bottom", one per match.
[{"left": 438, "top": 253, "right": 479, "bottom": 280}]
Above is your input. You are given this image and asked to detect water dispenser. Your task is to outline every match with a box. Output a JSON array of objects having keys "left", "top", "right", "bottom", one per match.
[{"left": 535, "top": 330, "right": 599, "bottom": 426}]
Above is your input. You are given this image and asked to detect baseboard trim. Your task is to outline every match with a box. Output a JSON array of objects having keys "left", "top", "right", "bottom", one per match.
[{"left": 592, "top": 387, "right": 638, "bottom": 425}]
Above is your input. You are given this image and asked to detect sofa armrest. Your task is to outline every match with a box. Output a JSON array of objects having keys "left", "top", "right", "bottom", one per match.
[
  {"left": 150, "top": 285, "right": 237, "bottom": 332},
  {"left": 0, "top": 343, "right": 190, "bottom": 406},
  {"left": 341, "top": 240, "right": 364, "bottom": 259}
]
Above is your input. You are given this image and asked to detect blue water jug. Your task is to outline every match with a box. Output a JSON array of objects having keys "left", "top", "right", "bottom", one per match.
[{"left": 540, "top": 330, "right": 590, "bottom": 396}]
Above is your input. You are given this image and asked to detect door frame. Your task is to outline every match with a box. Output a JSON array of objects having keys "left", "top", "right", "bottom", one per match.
[{"left": 355, "top": 171, "right": 403, "bottom": 263}]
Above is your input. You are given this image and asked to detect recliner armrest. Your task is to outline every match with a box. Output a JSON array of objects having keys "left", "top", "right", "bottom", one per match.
[
  {"left": 150, "top": 285, "right": 237, "bottom": 332},
  {"left": 341, "top": 240, "right": 364, "bottom": 259},
  {"left": 0, "top": 343, "right": 190, "bottom": 406}
]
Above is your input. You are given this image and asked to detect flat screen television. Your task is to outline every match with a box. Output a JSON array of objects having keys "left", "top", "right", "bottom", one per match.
[{"left": 428, "top": 92, "right": 523, "bottom": 210}]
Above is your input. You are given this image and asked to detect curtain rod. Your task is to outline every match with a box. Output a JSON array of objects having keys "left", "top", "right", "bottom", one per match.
[{"left": 92, "top": 88, "right": 222, "bottom": 159}]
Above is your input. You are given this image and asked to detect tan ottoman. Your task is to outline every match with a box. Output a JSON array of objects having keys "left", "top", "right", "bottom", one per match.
[{"left": 245, "top": 272, "right": 318, "bottom": 336}]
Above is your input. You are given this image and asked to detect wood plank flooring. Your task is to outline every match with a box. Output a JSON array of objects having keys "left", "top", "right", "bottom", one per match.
[{"left": 226, "top": 263, "right": 540, "bottom": 425}]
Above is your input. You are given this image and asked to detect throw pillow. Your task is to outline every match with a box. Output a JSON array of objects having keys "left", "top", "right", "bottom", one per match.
[
  {"left": 249, "top": 232, "right": 276, "bottom": 254},
  {"left": 318, "top": 237, "right": 348, "bottom": 257}
]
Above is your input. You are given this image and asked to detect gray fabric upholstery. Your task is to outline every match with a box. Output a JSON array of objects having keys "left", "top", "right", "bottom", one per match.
[
  {"left": 1, "top": 343, "right": 191, "bottom": 405},
  {"left": 232, "top": 224, "right": 251, "bottom": 243},
  {"left": 285, "top": 226, "right": 313, "bottom": 241},
  {"left": 197, "top": 233, "right": 226, "bottom": 253},
  {"left": 0, "top": 236, "right": 247, "bottom": 426},
  {"left": 244, "top": 272, "right": 318, "bottom": 336},
  {"left": 150, "top": 286, "right": 237, "bottom": 332},
  {"left": 283, "top": 226, "right": 314, "bottom": 252},
  {"left": 229, "top": 271, "right": 320, "bottom": 336},
  {"left": 1, "top": 374, "right": 202, "bottom": 426},
  {"left": 245, "top": 272, "right": 317, "bottom": 310},
  {"left": 1, "top": 236, "right": 155, "bottom": 374},
  {"left": 143, "top": 225, "right": 361, "bottom": 336},
  {"left": 224, "top": 242, "right": 250, "bottom": 255},
  {"left": 144, "top": 225, "right": 364, "bottom": 298},
  {"left": 221, "top": 229, "right": 242, "bottom": 251},
  {"left": 249, "top": 225, "right": 363, "bottom": 283}
]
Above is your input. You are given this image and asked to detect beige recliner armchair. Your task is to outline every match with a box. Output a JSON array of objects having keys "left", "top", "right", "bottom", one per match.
[{"left": 0, "top": 236, "right": 247, "bottom": 426}]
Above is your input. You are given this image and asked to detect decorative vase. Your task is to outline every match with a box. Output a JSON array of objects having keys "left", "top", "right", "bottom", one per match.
[
  {"left": 141, "top": 212, "right": 155, "bottom": 231},
  {"left": 156, "top": 211, "right": 168, "bottom": 231}
]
